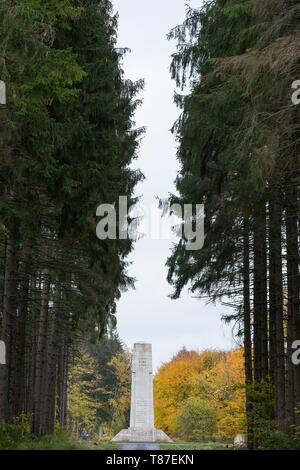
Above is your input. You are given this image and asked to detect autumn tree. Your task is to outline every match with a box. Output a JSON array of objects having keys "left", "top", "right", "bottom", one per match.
[
  {"left": 68, "top": 349, "right": 101, "bottom": 438},
  {"left": 107, "top": 350, "right": 131, "bottom": 434},
  {"left": 167, "top": 0, "right": 300, "bottom": 448},
  {"left": 154, "top": 348, "right": 245, "bottom": 441},
  {"left": 0, "top": 0, "right": 143, "bottom": 437}
]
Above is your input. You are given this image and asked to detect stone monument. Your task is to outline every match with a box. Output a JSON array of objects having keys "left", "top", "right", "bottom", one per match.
[
  {"left": 112, "top": 342, "right": 171, "bottom": 442},
  {"left": 0, "top": 81, "right": 6, "bottom": 105},
  {"left": 0, "top": 341, "right": 6, "bottom": 421}
]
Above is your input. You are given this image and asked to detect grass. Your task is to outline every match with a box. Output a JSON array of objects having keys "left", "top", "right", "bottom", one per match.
[
  {"left": 94, "top": 441, "right": 118, "bottom": 450},
  {"left": 9, "top": 430, "right": 229, "bottom": 451},
  {"left": 15, "top": 435, "right": 230, "bottom": 451},
  {"left": 15, "top": 433, "right": 118, "bottom": 451},
  {"left": 160, "top": 441, "right": 230, "bottom": 451},
  {"left": 16, "top": 438, "right": 229, "bottom": 451}
]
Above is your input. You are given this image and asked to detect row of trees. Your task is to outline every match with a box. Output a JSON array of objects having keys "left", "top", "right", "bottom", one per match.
[
  {"left": 68, "top": 332, "right": 131, "bottom": 439},
  {"left": 154, "top": 348, "right": 245, "bottom": 442},
  {"left": 167, "top": 0, "right": 300, "bottom": 448},
  {"left": 0, "top": 0, "right": 142, "bottom": 436}
]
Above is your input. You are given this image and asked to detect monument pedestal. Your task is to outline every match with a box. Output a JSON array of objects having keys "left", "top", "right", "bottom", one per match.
[
  {"left": 112, "top": 343, "right": 171, "bottom": 443},
  {"left": 112, "top": 428, "right": 172, "bottom": 443}
]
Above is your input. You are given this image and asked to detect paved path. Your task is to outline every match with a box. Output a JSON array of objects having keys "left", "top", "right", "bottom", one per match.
[{"left": 118, "top": 443, "right": 161, "bottom": 451}]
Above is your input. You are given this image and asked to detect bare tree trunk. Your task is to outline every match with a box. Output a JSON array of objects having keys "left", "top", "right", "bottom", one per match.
[
  {"left": 43, "top": 280, "right": 62, "bottom": 434},
  {"left": 269, "top": 191, "right": 285, "bottom": 430},
  {"left": 32, "top": 271, "right": 50, "bottom": 436},
  {"left": 25, "top": 277, "right": 41, "bottom": 415},
  {"left": 0, "top": 362, "right": 6, "bottom": 424},
  {"left": 253, "top": 203, "right": 268, "bottom": 382},
  {"left": 14, "top": 241, "right": 32, "bottom": 416},
  {"left": 285, "top": 186, "right": 300, "bottom": 427},
  {"left": 1, "top": 237, "right": 18, "bottom": 422},
  {"left": 243, "top": 219, "right": 253, "bottom": 449},
  {"left": 57, "top": 332, "right": 68, "bottom": 428}
]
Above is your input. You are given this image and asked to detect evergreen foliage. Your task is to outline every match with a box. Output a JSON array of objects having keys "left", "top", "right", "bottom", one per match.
[
  {"left": 167, "top": 0, "right": 300, "bottom": 448},
  {"left": 0, "top": 0, "right": 143, "bottom": 436}
]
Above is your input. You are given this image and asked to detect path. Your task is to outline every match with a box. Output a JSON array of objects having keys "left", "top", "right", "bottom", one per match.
[{"left": 118, "top": 443, "right": 161, "bottom": 451}]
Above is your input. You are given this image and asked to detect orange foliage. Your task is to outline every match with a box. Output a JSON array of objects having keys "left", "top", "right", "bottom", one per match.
[{"left": 154, "top": 348, "right": 246, "bottom": 441}]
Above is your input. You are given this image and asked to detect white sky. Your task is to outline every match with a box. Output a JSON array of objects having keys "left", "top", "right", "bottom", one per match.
[{"left": 113, "top": 0, "right": 235, "bottom": 370}]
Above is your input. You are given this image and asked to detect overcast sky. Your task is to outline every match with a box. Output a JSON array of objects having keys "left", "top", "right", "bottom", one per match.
[{"left": 113, "top": 0, "right": 235, "bottom": 370}]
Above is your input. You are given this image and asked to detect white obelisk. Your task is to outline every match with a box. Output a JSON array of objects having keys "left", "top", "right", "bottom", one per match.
[
  {"left": 129, "top": 343, "right": 154, "bottom": 434},
  {"left": 0, "top": 81, "right": 6, "bottom": 105},
  {"left": 112, "top": 342, "right": 171, "bottom": 442}
]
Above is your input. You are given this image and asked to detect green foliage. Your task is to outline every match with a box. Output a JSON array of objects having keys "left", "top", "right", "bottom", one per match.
[
  {"left": 16, "top": 431, "right": 90, "bottom": 450},
  {"left": 0, "top": 424, "right": 26, "bottom": 450},
  {"left": 0, "top": 415, "right": 31, "bottom": 450},
  {"left": 177, "top": 397, "right": 217, "bottom": 442},
  {"left": 167, "top": 0, "right": 300, "bottom": 301},
  {"left": 161, "top": 442, "right": 229, "bottom": 450},
  {"left": 16, "top": 432, "right": 118, "bottom": 450},
  {"left": 167, "top": 0, "right": 300, "bottom": 449},
  {"left": 0, "top": 0, "right": 143, "bottom": 437},
  {"left": 255, "top": 429, "right": 300, "bottom": 450},
  {"left": 1, "top": 428, "right": 119, "bottom": 450},
  {"left": 88, "top": 332, "right": 129, "bottom": 429},
  {"left": 249, "top": 379, "right": 276, "bottom": 423},
  {"left": 247, "top": 383, "right": 300, "bottom": 449},
  {"left": 67, "top": 334, "right": 131, "bottom": 439},
  {"left": 0, "top": 0, "right": 143, "bottom": 328},
  {"left": 247, "top": 379, "right": 276, "bottom": 447}
]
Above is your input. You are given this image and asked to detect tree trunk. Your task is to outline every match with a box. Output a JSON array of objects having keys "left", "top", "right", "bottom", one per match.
[
  {"left": 285, "top": 185, "right": 300, "bottom": 427},
  {"left": 0, "top": 362, "right": 6, "bottom": 424},
  {"left": 57, "top": 332, "right": 68, "bottom": 428},
  {"left": 32, "top": 272, "right": 50, "bottom": 436},
  {"left": 25, "top": 277, "right": 41, "bottom": 415},
  {"left": 243, "top": 219, "right": 253, "bottom": 449},
  {"left": 269, "top": 191, "right": 285, "bottom": 430},
  {"left": 14, "top": 241, "right": 32, "bottom": 417},
  {"left": 43, "top": 280, "right": 62, "bottom": 434},
  {"left": 1, "top": 237, "right": 18, "bottom": 421},
  {"left": 253, "top": 203, "right": 268, "bottom": 382}
]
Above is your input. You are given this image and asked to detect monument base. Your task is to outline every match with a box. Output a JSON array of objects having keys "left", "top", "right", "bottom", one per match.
[{"left": 111, "top": 428, "right": 172, "bottom": 443}]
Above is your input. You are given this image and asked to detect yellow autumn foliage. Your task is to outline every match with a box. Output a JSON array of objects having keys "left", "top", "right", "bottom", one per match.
[
  {"left": 68, "top": 349, "right": 102, "bottom": 437},
  {"left": 154, "top": 348, "right": 246, "bottom": 441}
]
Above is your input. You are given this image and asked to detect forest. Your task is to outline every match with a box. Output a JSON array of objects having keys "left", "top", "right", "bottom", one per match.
[
  {"left": 0, "top": 0, "right": 300, "bottom": 452},
  {"left": 0, "top": 0, "right": 142, "bottom": 442},
  {"left": 154, "top": 348, "right": 245, "bottom": 443},
  {"left": 166, "top": 0, "right": 300, "bottom": 449}
]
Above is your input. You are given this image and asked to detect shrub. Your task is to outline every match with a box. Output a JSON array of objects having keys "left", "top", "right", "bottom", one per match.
[
  {"left": 16, "top": 432, "right": 85, "bottom": 450},
  {"left": 177, "top": 397, "right": 217, "bottom": 442},
  {"left": 0, "top": 419, "right": 30, "bottom": 450},
  {"left": 255, "top": 429, "right": 300, "bottom": 450}
]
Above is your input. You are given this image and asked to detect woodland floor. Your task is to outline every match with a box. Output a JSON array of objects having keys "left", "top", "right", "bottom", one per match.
[
  {"left": 14, "top": 434, "right": 229, "bottom": 451},
  {"left": 160, "top": 442, "right": 229, "bottom": 450}
]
